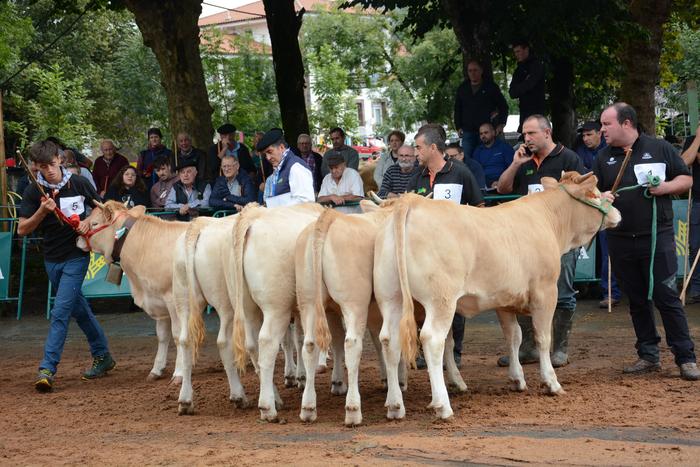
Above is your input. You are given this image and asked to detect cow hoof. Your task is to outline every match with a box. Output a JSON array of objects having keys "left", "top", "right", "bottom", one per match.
[
  {"left": 429, "top": 404, "right": 453, "bottom": 420},
  {"left": 448, "top": 382, "right": 468, "bottom": 394},
  {"left": 284, "top": 375, "right": 297, "bottom": 388},
  {"left": 344, "top": 405, "right": 362, "bottom": 427},
  {"left": 146, "top": 372, "right": 163, "bottom": 382},
  {"left": 170, "top": 375, "right": 183, "bottom": 386},
  {"left": 300, "top": 406, "right": 317, "bottom": 423},
  {"left": 296, "top": 376, "right": 306, "bottom": 390},
  {"left": 259, "top": 408, "right": 278, "bottom": 422},
  {"left": 510, "top": 379, "right": 527, "bottom": 392},
  {"left": 230, "top": 396, "right": 249, "bottom": 409},
  {"left": 386, "top": 403, "right": 405, "bottom": 420},
  {"left": 542, "top": 383, "right": 565, "bottom": 396},
  {"left": 331, "top": 380, "right": 347, "bottom": 396},
  {"left": 178, "top": 401, "right": 195, "bottom": 416}
]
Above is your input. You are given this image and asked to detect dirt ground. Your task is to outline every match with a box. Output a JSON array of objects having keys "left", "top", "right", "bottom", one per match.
[{"left": 1, "top": 299, "right": 699, "bottom": 466}]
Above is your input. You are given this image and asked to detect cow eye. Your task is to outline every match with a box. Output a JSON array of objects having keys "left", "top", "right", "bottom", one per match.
[{"left": 91, "top": 222, "right": 99, "bottom": 228}]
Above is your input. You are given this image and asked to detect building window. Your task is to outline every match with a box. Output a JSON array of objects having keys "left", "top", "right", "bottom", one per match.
[
  {"left": 357, "top": 102, "right": 365, "bottom": 126},
  {"left": 372, "top": 102, "right": 383, "bottom": 126}
]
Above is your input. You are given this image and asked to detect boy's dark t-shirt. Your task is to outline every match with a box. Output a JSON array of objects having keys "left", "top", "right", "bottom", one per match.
[{"left": 19, "top": 174, "right": 101, "bottom": 263}]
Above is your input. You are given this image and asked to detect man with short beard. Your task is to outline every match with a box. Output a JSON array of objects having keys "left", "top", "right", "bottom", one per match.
[
  {"left": 378, "top": 144, "right": 418, "bottom": 198},
  {"left": 472, "top": 122, "right": 515, "bottom": 188}
]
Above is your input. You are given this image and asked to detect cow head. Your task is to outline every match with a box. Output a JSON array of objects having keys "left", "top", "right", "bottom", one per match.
[
  {"left": 541, "top": 171, "right": 621, "bottom": 249},
  {"left": 76, "top": 200, "right": 147, "bottom": 263}
]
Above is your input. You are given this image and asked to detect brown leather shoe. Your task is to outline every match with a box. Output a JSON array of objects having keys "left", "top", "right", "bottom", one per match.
[
  {"left": 599, "top": 298, "right": 620, "bottom": 309},
  {"left": 623, "top": 359, "right": 661, "bottom": 374},
  {"left": 680, "top": 362, "right": 700, "bottom": 381}
]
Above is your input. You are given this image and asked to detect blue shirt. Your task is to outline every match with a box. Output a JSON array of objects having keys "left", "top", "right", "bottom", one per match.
[
  {"left": 575, "top": 140, "right": 607, "bottom": 171},
  {"left": 472, "top": 139, "right": 515, "bottom": 187}
]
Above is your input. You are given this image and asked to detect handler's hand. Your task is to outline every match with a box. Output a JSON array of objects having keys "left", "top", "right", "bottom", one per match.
[
  {"left": 648, "top": 181, "right": 671, "bottom": 196},
  {"left": 601, "top": 191, "right": 615, "bottom": 203},
  {"left": 39, "top": 196, "right": 57, "bottom": 214},
  {"left": 76, "top": 220, "right": 90, "bottom": 235}
]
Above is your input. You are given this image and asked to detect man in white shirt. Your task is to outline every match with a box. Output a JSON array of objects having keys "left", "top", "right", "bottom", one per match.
[
  {"left": 318, "top": 153, "right": 364, "bottom": 214},
  {"left": 258, "top": 128, "right": 315, "bottom": 208}
]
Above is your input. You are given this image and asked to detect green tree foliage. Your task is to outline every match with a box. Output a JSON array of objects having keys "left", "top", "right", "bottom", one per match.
[
  {"left": 200, "top": 29, "right": 281, "bottom": 135},
  {"left": 26, "top": 63, "right": 94, "bottom": 146}
]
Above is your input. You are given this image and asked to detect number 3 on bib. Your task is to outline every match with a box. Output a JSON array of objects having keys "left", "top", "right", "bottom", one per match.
[{"left": 433, "top": 184, "right": 462, "bottom": 204}]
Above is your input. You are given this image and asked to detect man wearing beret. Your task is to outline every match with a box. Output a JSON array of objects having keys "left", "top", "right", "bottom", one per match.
[
  {"left": 257, "top": 129, "right": 315, "bottom": 208},
  {"left": 165, "top": 159, "right": 211, "bottom": 221},
  {"left": 208, "top": 123, "right": 256, "bottom": 182}
]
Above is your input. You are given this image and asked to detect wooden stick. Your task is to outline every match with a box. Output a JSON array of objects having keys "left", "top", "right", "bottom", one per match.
[
  {"left": 681, "top": 247, "right": 700, "bottom": 303},
  {"left": 15, "top": 150, "right": 63, "bottom": 224},
  {"left": 610, "top": 148, "right": 633, "bottom": 194},
  {"left": 682, "top": 188, "right": 692, "bottom": 305},
  {"left": 608, "top": 256, "right": 612, "bottom": 313}
]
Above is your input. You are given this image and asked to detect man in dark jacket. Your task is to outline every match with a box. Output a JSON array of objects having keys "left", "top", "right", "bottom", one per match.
[
  {"left": 137, "top": 127, "right": 172, "bottom": 191},
  {"left": 454, "top": 60, "right": 509, "bottom": 159},
  {"left": 509, "top": 41, "right": 546, "bottom": 133},
  {"left": 209, "top": 155, "right": 256, "bottom": 212},
  {"left": 207, "top": 123, "right": 256, "bottom": 182},
  {"left": 172, "top": 132, "right": 209, "bottom": 184}
]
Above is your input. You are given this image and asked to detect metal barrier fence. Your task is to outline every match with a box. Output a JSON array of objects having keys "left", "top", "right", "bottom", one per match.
[{"left": 1, "top": 199, "right": 692, "bottom": 319}]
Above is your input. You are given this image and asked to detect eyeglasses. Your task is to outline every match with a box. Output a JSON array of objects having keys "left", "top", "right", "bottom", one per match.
[{"left": 397, "top": 153, "right": 414, "bottom": 157}]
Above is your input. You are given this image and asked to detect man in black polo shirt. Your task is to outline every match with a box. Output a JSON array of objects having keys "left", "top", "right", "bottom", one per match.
[
  {"left": 407, "top": 123, "right": 483, "bottom": 368},
  {"left": 19, "top": 140, "right": 116, "bottom": 392},
  {"left": 496, "top": 114, "right": 585, "bottom": 368},
  {"left": 595, "top": 102, "right": 699, "bottom": 381}
]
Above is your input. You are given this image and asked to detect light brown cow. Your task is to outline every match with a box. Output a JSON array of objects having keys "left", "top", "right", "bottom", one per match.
[
  {"left": 232, "top": 202, "right": 325, "bottom": 422},
  {"left": 374, "top": 173, "right": 621, "bottom": 420}
]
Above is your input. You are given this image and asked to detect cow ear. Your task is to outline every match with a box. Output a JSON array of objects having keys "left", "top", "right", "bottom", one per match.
[
  {"left": 103, "top": 205, "right": 114, "bottom": 223},
  {"left": 541, "top": 177, "right": 559, "bottom": 190},
  {"left": 127, "top": 205, "right": 147, "bottom": 218}
]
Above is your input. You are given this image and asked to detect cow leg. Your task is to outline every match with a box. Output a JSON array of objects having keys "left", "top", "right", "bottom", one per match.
[
  {"left": 149, "top": 316, "right": 171, "bottom": 380},
  {"left": 496, "top": 309, "right": 527, "bottom": 392},
  {"left": 379, "top": 303, "right": 405, "bottom": 420},
  {"left": 293, "top": 317, "right": 306, "bottom": 389},
  {"left": 282, "top": 324, "right": 297, "bottom": 388},
  {"left": 218, "top": 311, "right": 248, "bottom": 408},
  {"left": 367, "top": 318, "right": 388, "bottom": 389},
  {"left": 299, "top": 310, "right": 321, "bottom": 422},
  {"left": 531, "top": 303, "right": 563, "bottom": 395},
  {"left": 257, "top": 311, "right": 291, "bottom": 421},
  {"left": 169, "top": 309, "right": 184, "bottom": 385},
  {"left": 421, "top": 303, "right": 456, "bottom": 420},
  {"left": 244, "top": 309, "right": 262, "bottom": 374},
  {"left": 443, "top": 328, "right": 468, "bottom": 393},
  {"left": 327, "top": 311, "right": 347, "bottom": 396},
  {"left": 341, "top": 305, "right": 368, "bottom": 427}
]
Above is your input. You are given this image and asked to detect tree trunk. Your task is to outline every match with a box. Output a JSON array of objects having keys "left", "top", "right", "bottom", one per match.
[
  {"left": 124, "top": 0, "right": 214, "bottom": 150},
  {"left": 441, "top": 0, "right": 493, "bottom": 81},
  {"left": 618, "top": 0, "right": 671, "bottom": 135},
  {"left": 549, "top": 56, "right": 576, "bottom": 148},
  {"left": 262, "top": 0, "right": 310, "bottom": 145}
]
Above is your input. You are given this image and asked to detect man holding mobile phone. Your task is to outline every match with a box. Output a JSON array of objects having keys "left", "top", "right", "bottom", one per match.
[{"left": 496, "top": 114, "right": 585, "bottom": 368}]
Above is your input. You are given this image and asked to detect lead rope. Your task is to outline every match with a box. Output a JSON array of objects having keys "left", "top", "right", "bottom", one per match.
[{"left": 615, "top": 171, "right": 662, "bottom": 300}]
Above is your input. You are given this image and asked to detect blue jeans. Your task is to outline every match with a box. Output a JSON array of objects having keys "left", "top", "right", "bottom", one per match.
[
  {"left": 557, "top": 249, "right": 578, "bottom": 310},
  {"left": 461, "top": 131, "right": 479, "bottom": 159},
  {"left": 598, "top": 230, "right": 621, "bottom": 300},
  {"left": 40, "top": 256, "right": 110, "bottom": 374}
]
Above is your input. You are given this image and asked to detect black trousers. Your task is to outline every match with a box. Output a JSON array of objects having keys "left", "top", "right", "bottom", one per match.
[{"left": 608, "top": 230, "right": 696, "bottom": 365}]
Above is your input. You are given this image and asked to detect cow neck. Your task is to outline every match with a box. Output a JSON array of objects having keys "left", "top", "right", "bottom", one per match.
[{"left": 112, "top": 215, "right": 137, "bottom": 264}]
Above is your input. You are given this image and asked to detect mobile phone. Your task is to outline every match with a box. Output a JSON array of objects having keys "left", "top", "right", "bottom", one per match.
[{"left": 524, "top": 146, "right": 532, "bottom": 156}]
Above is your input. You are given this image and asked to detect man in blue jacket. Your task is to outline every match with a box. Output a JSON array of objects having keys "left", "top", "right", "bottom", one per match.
[{"left": 209, "top": 155, "right": 256, "bottom": 212}]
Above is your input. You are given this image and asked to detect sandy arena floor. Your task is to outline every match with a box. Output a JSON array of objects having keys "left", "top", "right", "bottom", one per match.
[{"left": 1, "top": 299, "right": 699, "bottom": 465}]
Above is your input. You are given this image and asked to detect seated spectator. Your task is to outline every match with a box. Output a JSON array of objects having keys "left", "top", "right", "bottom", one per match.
[
  {"left": 150, "top": 156, "right": 178, "bottom": 209},
  {"left": 321, "top": 127, "right": 359, "bottom": 176},
  {"left": 62, "top": 149, "right": 96, "bottom": 189},
  {"left": 104, "top": 166, "right": 150, "bottom": 208},
  {"left": 165, "top": 159, "right": 211, "bottom": 221},
  {"left": 64, "top": 163, "right": 81, "bottom": 177},
  {"left": 208, "top": 123, "right": 256, "bottom": 182},
  {"left": 172, "top": 132, "right": 208, "bottom": 183},
  {"left": 137, "top": 127, "right": 172, "bottom": 191},
  {"left": 575, "top": 121, "right": 606, "bottom": 171},
  {"left": 378, "top": 144, "right": 418, "bottom": 198},
  {"left": 374, "top": 130, "right": 405, "bottom": 187},
  {"left": 210, "top": 155, "right": 256, "bottom": 212},
  {"left": 471, "top": 122, "right": 515, "bottom": 188},
  {"left": 92, "top": 139, "right": 130, "bottom": 196},
  {"left": 318, "top": 153, "right": 364, "bottom": 214},
  {"left": 445, "top": 142, "right": 487, "bottom": 189}
]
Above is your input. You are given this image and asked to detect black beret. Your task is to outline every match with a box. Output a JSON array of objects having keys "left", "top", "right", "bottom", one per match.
[
  {"left": 217, "top": 123, "right": 237, "bottom": 135},
  {"left": 580, "top": 121, "right": 601, "bottom": 132},
  {"left": 256, "top": 128, "right": 285, "bottom": 152},
  {"left": 176, "top": 158, "right": 198, "bottom": 171},
  {"left": 147, "top": 127, "right": 162, "bottom": 138}
]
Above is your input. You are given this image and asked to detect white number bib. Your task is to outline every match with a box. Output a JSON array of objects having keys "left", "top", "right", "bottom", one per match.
[
  {"left": 527, "top": 183, "right": 544, "bottom": 194},
  {"left": 633, "top": 163, "right": 666, "bottom": 186},
  {"left": 433, "top": 183, "right": 462, "bottom": 204},
  {"left": 59, "top": 195, "right": 85, "bottom": 218}
]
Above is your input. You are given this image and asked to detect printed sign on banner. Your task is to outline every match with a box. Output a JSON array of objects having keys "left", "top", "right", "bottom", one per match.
[
  {"left": 81, "top": 251, "right": 131, "bottom": 297},
  {"left": 0, "top": 233, "right": 11, "bottom": 299}
]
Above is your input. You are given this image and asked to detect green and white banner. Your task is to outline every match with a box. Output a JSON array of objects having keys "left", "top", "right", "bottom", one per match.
[
  {"left": 82, "top": 252, "right": 131, "bottom": 296},
  {"left": 0, "top": 232, "right": 12, "bottom": 299}
]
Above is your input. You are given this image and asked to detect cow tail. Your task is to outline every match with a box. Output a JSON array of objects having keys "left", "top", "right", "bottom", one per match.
[
  {"left": 312, "top": 209, "right": 336, "bottom": 353},
  {"left": 185, "top": 222, "right": 206, "bottom": 363},
  {"left": 395, "top": 200, "right": 418, "bottom": 365},
  {"left": 231, "top": 204, "right": 259, "bottom": 373}
]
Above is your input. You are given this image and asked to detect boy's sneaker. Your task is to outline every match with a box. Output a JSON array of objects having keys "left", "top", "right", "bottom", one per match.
[
  {"left": 35, "top": 369, "right": 55, "bottom": 392},
  {"left": 81, "top": 353, "right": 116, "bottom": 380}
]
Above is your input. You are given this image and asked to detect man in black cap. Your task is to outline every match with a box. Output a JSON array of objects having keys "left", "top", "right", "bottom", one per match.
[
  {"left": 165, "top": 158, "right": 211, "bottom": 221},
  {"left": 208, "top": 123, "right": 256, "bottom": 182},
  {"left": 257, "top": 128, "right": 315, "bottom": 208},
  {"left": 172, "top": 132, "right": 209, "bottom": 184},
  {"left": 137, "top": 127, "right": 173, "bottom": 191}
]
